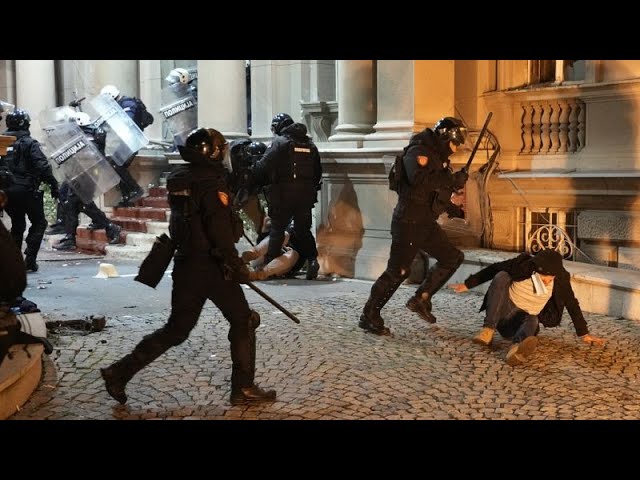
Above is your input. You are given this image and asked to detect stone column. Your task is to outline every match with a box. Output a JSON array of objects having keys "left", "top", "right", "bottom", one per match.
[
  {"left": 0, "top": 60, "right": 16, "bottom": 132},
  {"left": 364, "top": 60, "right": 455, "bottom": 148},
  {"left": 197, "top": 60, "right": 248, "bottom": 139},
  {"left": 15, "top": 60, "right": 56, "bottom": 141},
  {"left": 94, "top": 60, "right": 139, "bottom": 98},
  {"left": 329, "top": 60, "right": 375, "bottom": 146},
  {"left": 139, "top": 60, "right": 163, "bottom": 141}
]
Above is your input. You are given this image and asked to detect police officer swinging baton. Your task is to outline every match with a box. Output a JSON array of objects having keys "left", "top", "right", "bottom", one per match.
[
  {"left": 245, "top": 281, "right": 300, "bottom": 324},
  {"left": 462, "top": 112, "right": 493, "bottom": 174}
]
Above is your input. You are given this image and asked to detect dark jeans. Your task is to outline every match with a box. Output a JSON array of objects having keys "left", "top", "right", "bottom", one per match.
[{"left": 484, "top": 271, "right": 540, "bottom": 344}]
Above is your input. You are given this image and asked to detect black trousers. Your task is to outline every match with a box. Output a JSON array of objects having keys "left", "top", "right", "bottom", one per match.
[
  {"left": 63, "top": 188, "right": 110, "bottom": 236},
  {"left": 365, "top": 218, "right": 464, "bottom": 313},
  {"left": 5, "top": 188, "right": 47, "bottom": 261},
  {"left": 267, "top": 202, "right": 317, "bottom": 262},
  {"left": 110, "top": 257, "right": 258, "bottom": 389}
]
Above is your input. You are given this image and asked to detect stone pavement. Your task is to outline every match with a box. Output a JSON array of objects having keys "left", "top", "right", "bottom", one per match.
[{"left": 11, "top": 278, "right": 640, "bottom": 420}]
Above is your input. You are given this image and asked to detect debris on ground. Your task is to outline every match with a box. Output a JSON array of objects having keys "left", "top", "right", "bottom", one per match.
[{"left": 45, "top": 315, "right": 107, "bottom": 335}]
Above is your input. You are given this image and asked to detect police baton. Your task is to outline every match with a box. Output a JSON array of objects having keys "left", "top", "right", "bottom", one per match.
[
  {"left": 245, "top": 281, "right": 300, "bottom": 324},
  {"left": 243, "top": 232, "right": 255, "bottom": 247},
  {"left": 463, "top": 112, "right": 493, "bottom": 173}
]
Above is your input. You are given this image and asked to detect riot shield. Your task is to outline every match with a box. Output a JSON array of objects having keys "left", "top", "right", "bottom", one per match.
[
  {"left": 159, "top": 85, "right": 198, "bottom": 147},
  {"left": 84, "top": 94, "right": 149, "bottom": 166},
  {"left": 0, "top": 100, "right": 15, "bottom": 115},
  {"left": 39, "top": 108, "right": 120, "bottom": 204}
]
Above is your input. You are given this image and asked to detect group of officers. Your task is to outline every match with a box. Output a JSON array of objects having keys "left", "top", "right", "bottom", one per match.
[{"left": 1, "top": 75, "right": 605, "bottom": 407}]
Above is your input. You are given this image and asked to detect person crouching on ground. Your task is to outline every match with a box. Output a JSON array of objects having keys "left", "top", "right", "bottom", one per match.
[{"left": 448, "top": 248, "right": 605, "bottom": 366}]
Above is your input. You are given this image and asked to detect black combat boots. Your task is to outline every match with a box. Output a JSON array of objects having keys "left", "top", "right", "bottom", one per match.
[
  {"left": 406, "top": 295, "right": 436, "bottom": 324},
  {"left": 100, "top": 366, "right": 130, "bottom": 404},
  {"left": 306, "top": 257, "right": 320, "bottom": 280},
  {"left": 359, "top": 300, "right": 391, "bottom": 336},
  {"left": 230, "top": 384, "right": 277, "bottom": 405}
]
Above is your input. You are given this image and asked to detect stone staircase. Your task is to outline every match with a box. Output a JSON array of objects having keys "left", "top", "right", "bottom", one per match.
[{"left": 74, "top": 187, "right": 170, "bottom": 261}]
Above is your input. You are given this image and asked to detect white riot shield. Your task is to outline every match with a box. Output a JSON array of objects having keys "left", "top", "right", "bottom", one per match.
[
  {"left": 39, "top": 108, "right": 120, "bottom": 204},
  {"left": 160, "top": 85, "right": 198, "bottom": 147},
  {"left": 85, "top": 94, "right": 149, "bottom": 166}
]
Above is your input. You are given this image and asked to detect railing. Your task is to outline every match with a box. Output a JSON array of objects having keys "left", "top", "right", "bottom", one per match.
[{"left": 520, "top": 98, "right": 585, "bottom": 154}]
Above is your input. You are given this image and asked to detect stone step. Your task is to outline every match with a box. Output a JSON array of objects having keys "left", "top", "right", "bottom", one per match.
[
  {"left": 140, "top": 196, "right": 169, "bottom": 208},
  {"left": 146, "top": 221, "right": 170, "bottom": 236},
  {"left": 148, "top": 186, "right": 167, "bottom": 197},
  {"left": 112, "top": 207, "right": 168, "bottom": 221},
  {"left": 109, "top": 217, "right": 148, "bottom": 233},
  {"left": 104, "top": 244, "right": 152, "bottom": 261},
  {"left": 75, "top": 226, "right": 127, "bottom": 255},
  {"left": 126, "top": 232, "right": 158, "bottom": 247}
]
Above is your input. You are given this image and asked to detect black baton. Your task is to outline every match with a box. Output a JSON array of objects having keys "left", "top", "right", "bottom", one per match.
[{"left": 245, "top": 281, "right": 300, "bottom": 324}]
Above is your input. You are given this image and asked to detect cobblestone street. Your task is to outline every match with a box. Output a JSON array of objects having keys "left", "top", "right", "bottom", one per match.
[{"left": 12, "top": 275, "right": 640, "bottom": 420}]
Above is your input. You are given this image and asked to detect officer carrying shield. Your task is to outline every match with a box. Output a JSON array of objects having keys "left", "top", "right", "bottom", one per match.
[
  {"left": 101, "top": 127, "right": 276, "bottom": 406},
  {"left": 52, "top": 112, "right": 121, "bottom": 250}
]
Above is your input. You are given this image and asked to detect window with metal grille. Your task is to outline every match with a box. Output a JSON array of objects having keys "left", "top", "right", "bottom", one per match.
[{"left": 519, "top": 208, "right": 577, "bottom": 260}]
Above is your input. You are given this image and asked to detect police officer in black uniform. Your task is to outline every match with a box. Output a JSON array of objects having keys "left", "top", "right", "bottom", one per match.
[
  {"left": 1, "top": 109, "right": 59, "bottom": 272},
  {"left": 251, "top": 113, "right": 322, "bottom": 280},
  {"left": 228, "top": 139, "right": 268, "bottom": 236},
  {"left": 359, "top": 117, "right": 469, "bottom": 335},
  {"left": 53, "top": 117, "right": 121, "bottom": 250},
  {"left": 100, "top": 128, "right": 275, "bottom": 406}
]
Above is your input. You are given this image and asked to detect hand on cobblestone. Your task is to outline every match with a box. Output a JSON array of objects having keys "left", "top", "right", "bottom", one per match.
[
  {"left": 448, "top": 283, "right": 468, "bottom": 293},
  {"left": 581, "top": 334, "right": 606, "bottom": 346}
]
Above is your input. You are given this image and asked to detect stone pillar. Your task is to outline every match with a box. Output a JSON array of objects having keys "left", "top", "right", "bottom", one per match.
[
  {"left": 364, "top": 60, "right": 455, "bottom": 148},
  {"left": 138, "top": 60, "right": 163, "bottom": 141},
  {"left": 250, "top": 60, "right": 312, "bottom": 143},
  {"left": 197, "top": 60, "right": 248, "bottom": 139},
  {"left": 94, "top": 60, "right": 139, "bottom": 98},
  {"left": 0, "top": 60, "right": 16, "bottom": 132},
  {"left": 15, "top": 60, "right": 56, "bottom": 141},
  {"left": 329, "top": 60, "right": 375, "bottom": 145}
]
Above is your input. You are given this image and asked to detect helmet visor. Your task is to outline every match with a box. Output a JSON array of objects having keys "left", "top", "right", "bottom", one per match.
[{"left": 447, "top": 126, "right": 468, "bottom": 146}]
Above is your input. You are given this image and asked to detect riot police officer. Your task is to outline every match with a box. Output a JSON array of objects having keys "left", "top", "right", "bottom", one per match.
[
  {"left": 251, "top": 113, "right": 322, "bottom": 280},
  {"left": 165, "top": 67, "right": 198, "bottom": 101},
  {"left": 228, "top": 139, "right": 268, "bottom": 235},
  {"left": 101, "top": 128, "right": 275, "bottom": 406},
  {"left": 359, "top": 117, "right": 469, "bottom": 335},
  {"left": 53, "top": 112, "right": 121, "bottom": 250},
  {"left": 1, "top": 109, "right": 59, "bottom": 272},
  {"left": 100, "top": 85, "right": 145, "bottom": 206}
]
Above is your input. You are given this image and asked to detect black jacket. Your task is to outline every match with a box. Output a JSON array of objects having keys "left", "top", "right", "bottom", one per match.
[
  {"left": 1, "top": 129, "right": 58, "bottom": 194},
  {"left": 251, "top": 123, "right": 322, "bottom": 207},
  {"left": 167, "top": 164, "right": 248, "bottom": 283},
  {"left": 464, "top": 253, "right": 589, "bottom": 336},
  {"left": 394, "top": 129, "right": 460, "bottom": 224}
]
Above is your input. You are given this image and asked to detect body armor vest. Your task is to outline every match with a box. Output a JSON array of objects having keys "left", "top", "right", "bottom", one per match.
[
  {"left": 3, "top": 136, "right": 35, "bottom": 190},
  {"left": 274, "top": 139, "right": 315, "bottom": 184}
]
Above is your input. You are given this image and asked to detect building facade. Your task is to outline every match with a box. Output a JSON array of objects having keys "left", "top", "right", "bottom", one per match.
[{"left": 1, "top": 60, "right": 639, "bottom": 276}]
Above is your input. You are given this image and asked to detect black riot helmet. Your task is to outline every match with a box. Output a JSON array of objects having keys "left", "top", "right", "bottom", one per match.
[
  {"left": 434, "top": 117, "right": 467, "bottom": 146},
  {"left": 178, "top": 128, "right": 228, "bottom": 166},
  {"left": 6, "top": 109, "right": 31, "bottom": 131},
  {"left": 271, "top": 113, "right": 294, "bottom": 135},
  {"left": 247, "top": 141, "right": 267, "bottom": 158}
]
